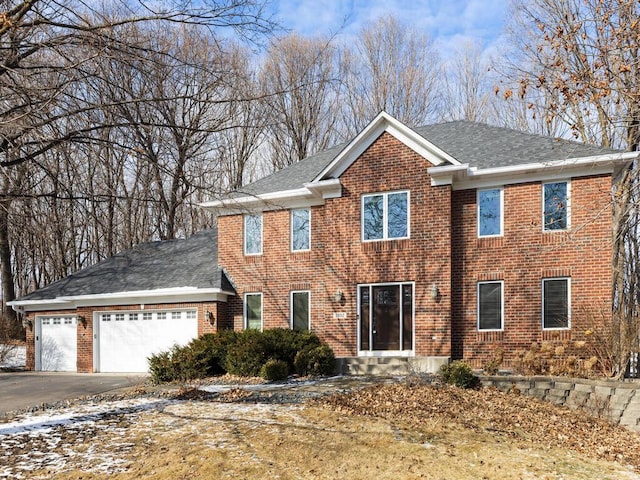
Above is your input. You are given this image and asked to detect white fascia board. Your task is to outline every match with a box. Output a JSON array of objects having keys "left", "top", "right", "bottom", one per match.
[
  {"left": 428, "top": 164, "right": 470, "bottom": 186},
  {"left": 314, "top": 111, "right": 460, "bottom": 182},
  {"left": 10, "top": 287, "right": 233, "bottom": 313},
  {"left": 429, "top": 152, "right": 637, "bottom": 190},
  {"left": 199, "top": 179, "right": 342, "bottom": 216}
]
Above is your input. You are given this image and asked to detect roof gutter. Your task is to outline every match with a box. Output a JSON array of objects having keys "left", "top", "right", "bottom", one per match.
[
  {"left": 199, "top": 178, "right": 342, "bottom": 215},
  {"left": 429, "top": 151, "right": 638, "bottom": 190},
  {"left": 8, "top": 287, "right": 235, "bottom": 313}
]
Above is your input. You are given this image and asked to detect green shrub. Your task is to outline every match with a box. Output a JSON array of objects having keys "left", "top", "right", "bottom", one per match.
[
  {"left": 260, "top": 358, "right": 290, "bottom": 381},
  {"left": 294, "top": 344, "right": 336, "bottom": 376},
  {"left": 223, "top": 329, "right": 268, "bottom": 377},
  {"left": 194, "top": 330, "right": 240, "bottom": 376},
  {"left": 148, "top": 350, "right": 176, "bottom": 384},
  {"left": 149, "top": 328, "right": 334, "bottom": 383},
  {"left": 148, "top": 344, "right": 195, "bottom": 384},
  {"left": 262, "top": 328, "right": 322, "bottom": 370},
  {"left": 439, "top": 360, "right": 478, "bottom": 389},
  {"left": 148, "top": 331, "right": 239, "bottom": 384}
]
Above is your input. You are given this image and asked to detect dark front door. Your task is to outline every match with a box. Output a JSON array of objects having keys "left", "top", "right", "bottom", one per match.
[
  {"left": 372, "top": 285, "right": 400, "bottom": 350},
  {"left": 359, "top": 283, "right": 413, "bottom": 352}
]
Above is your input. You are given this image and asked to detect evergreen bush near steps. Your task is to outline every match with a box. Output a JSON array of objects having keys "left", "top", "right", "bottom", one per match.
[
  {"left": 439, "top": 360, "right": 479, "bottom": 389},
  {"left": 148, "top": 328, "right": 335, "bottom": 384}
]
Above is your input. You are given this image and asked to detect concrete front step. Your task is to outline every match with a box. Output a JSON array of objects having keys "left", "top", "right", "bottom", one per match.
[{"left": 336, "top": 356, "right": 449, "bottom": 375}]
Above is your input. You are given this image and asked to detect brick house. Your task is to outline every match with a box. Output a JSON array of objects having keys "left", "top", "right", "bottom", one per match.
[{"left": 10, "top": 112, "right": 637, "bottom": 372}]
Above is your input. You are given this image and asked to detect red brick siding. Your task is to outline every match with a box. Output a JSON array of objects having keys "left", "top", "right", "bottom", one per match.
[
  {"left": 451, "top": 175, "right": 613, "bottom": 367},
  {"left": 218, "top": 132, "right": 452, "bottom": 357}
]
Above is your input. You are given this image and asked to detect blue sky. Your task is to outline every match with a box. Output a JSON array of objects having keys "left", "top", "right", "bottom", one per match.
[{"left": 269, "top": 0, "right": 509, "bottom": 58}]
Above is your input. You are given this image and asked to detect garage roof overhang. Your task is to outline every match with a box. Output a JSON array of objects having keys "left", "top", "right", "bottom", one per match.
[{"left": 8, "top": 287, "right": 234, "bottom": 313}]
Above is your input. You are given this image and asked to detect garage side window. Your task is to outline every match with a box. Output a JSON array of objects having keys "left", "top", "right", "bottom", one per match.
[{"left": 245, "top": 293, "right": 262, "bottom": 330}]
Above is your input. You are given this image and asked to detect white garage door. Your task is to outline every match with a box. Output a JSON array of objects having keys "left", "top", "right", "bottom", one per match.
[
  {"left": 96, "top": 310, "right": 198, "bottom": 373},
  {"left": 38, "top": 316, "right": 77, "bottom": 372}
]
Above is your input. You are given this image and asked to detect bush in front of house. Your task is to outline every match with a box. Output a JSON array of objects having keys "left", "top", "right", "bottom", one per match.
[
  {"left": 223, "top": 329, "right": 268, "bottom": 377},
  {"left": 260, "top": 358, "right": 290, "bottom": 381},
  {"left": 148, "top": 328, "right": 334, "bottom": 384},
  {"left": 262, "top": 328, "right": 322, "bottom": 371},
  {"left": 148, "top": 330, "right": 242, "bottom": 384},
  {"left": 293, "top": 344, "right": 336, "bottom": 376},
  {"left": 439, "top": 360, "right": 479, "bottom": 389}
]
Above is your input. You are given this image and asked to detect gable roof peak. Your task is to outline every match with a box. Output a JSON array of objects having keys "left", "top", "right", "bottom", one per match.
[{"left": 313, "top": 111, "right": 461, "bottom": 182}]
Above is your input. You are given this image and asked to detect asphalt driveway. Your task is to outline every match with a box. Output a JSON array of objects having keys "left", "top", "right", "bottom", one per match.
[{"left": 0, "top": 372, "right": 147, "bottom": 415}]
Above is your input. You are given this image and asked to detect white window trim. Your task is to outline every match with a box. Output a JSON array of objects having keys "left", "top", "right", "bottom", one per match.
[
  {"left": 290, "top": 290, "right": 311, "bottom": 330},
  {"left": 244, "top": 292, "right": 263, "bottom": 331},
  {"left": 361, "top": 190, "right": 410, "bottom": 242},
  {"left": 290, "top": 208, "right": 311, "bottom": 252},
  {"left": 477, "top": 187, "right": 504, "bottom": 238},
  {"left": 244, "top": 213, "right": 263, "bottom": 256},
  {"left": 356, "top": 281, "right": 415, "bottom": 356},
  {"left": 542, "top": 180, "right": 571, "bottom": 232},
  {"left": 542, "top": 277, "right": 571, "bottom": 330},
  {"left": 477, "top": 281, "right": 504, "bottom": 331}
]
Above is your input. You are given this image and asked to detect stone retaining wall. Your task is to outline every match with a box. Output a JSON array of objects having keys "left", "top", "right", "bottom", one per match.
[{"left": 481, "top": 375, "right": 640, "bottom": 432}]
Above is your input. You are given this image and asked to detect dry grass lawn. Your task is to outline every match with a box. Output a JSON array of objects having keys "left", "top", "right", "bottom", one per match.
[{"left": 26, "top": 390, "right": 640, "bottom": 480}]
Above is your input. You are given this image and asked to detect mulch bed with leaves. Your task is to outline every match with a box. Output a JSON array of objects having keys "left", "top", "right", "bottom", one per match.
[{"left": 315, "top": 381, "right": 640, "bottom": 470}]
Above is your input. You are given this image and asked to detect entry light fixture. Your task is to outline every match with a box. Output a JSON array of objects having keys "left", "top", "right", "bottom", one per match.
[
  {"left": 77, "top": 315, "right": 87, "bottom": 327},
  {"left": 332, "top": 289, "right": 344, "bottom": 303},
  {"left": 22, "top": 318, "right": 32, "bottom": 330},
  {"left": 206, "top": 310, "right": 215, "bottom": 325},
  {"left": 430, "top": 284, "right": 439, "bottom": 300}
]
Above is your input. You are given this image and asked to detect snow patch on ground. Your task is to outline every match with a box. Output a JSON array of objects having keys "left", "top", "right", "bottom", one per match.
[
  {"left": 0, "top": 398, "right": 176, "bottom": 479},
  {"left": 0, "top": 396, "right": 305, "bottom": 479},
  {"left": 0, "top": 345, "right": 25, "bottom": 369}
]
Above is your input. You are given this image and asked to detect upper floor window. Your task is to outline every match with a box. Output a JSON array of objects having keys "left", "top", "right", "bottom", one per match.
[
  {"left": 362, "top": 191, "right": 409, "bottom": 241},
  {"left": 542, "top": 278, "right": 570, "bottom": 329},
  {"left": 291, "top": 290, "right": 310, "bottom": 331},
  {"left": 477, "top": 281, "right": 503, "bottom": 331},
  {"left": 291, "top": 208, "right": 311, "bottom": 251},
  {"left": 543, "top": 181, "right": 570, "bottom": 231},
  {"left": 245, "top": 293, "right": 263, "bottom": 330},
  {"left": 244, "top": 213, "right": 262, "bottom": 255},
  {"left": 478, "top": 188, "right": 503, "bottom": 237}
]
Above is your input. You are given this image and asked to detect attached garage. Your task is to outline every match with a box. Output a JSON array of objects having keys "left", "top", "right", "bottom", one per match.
[
  {"left": 9, "top": 228, "right": 235, "bottom": 373},
  {"left": 36, "top": 316, "right": 77, "bottom": 371},
  {"left": 94, "top": 309, "right": 198, "bottom": 372}
]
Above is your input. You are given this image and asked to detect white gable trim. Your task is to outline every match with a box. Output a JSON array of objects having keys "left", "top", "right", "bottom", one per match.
[
  {"left": 429, "top": 151, "right": 637, "bottom": 190},
  {"left": 200, "top": 178, "right": 342, "bottom": 215},
  {"left": 314, "top": 111, "right": 460, "bottom": 182},
  {"left": 9, "top": 287, "right": 234, "bottom": 313}
]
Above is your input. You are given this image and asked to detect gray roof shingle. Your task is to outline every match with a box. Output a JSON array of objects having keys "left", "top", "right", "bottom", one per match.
[
  {"left": 414, "top": 121, "right": 617, "bottom": 169},
  {"left": 17, "top": 228, "right": 233, "bottom": 301},
  {"left": 230, "top": 120, "right": 619, "bottom": 197}
]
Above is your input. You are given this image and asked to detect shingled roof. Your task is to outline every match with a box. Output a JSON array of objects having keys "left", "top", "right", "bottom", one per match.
[
  {"left": 230, "top": 120, "right": 618, "bottom": 198},
  {"left": 16, "top": 228, "right": 233, "bottom": 302}
]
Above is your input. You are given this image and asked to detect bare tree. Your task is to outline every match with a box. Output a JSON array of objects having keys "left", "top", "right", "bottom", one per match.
[
  {"left": 441, "top": 42, "right": 493, "bottom": 123},
  {"left": 502, "top": 0, "right": 640, "bottom": 376},
  {"left": 260, "top": 33, "right": 343, "bottom": 170},
  {"left": 341, "top": 16, "right": 441, "bottom": 134},
  {"left": 0, "top": 0, "right": 275, "bottom": 334}
]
